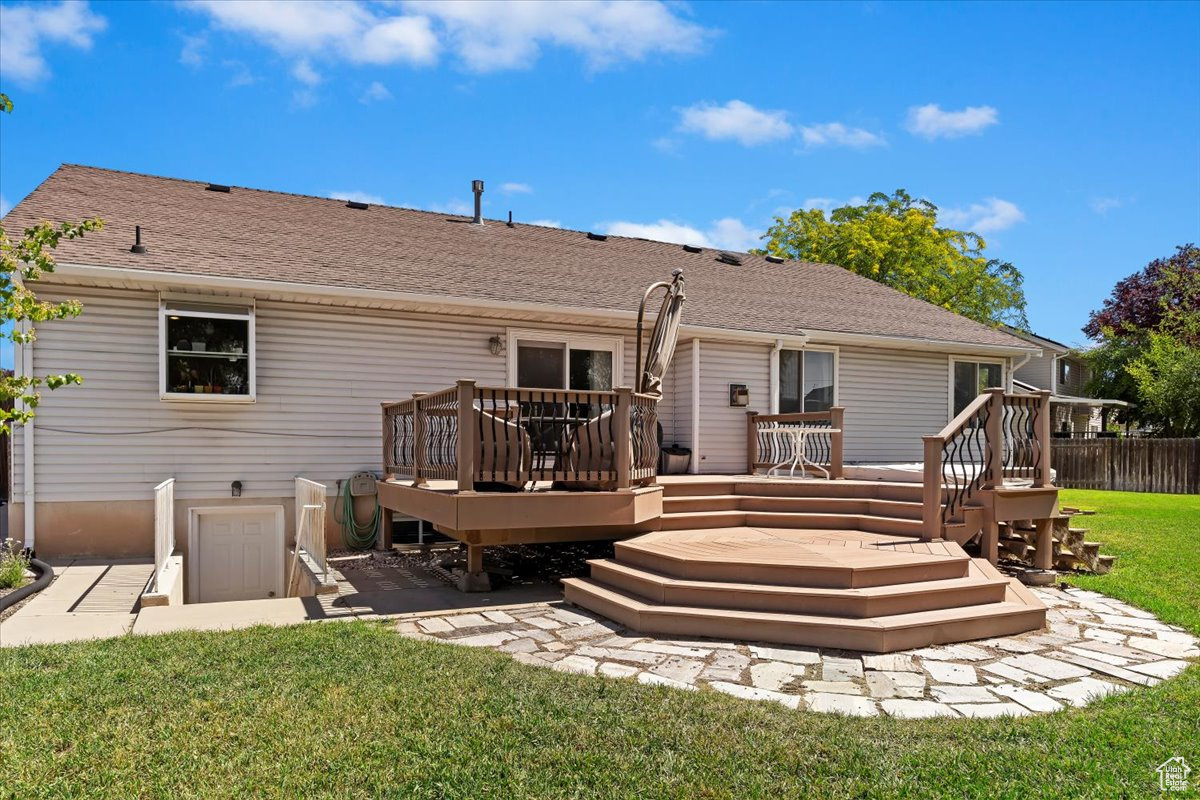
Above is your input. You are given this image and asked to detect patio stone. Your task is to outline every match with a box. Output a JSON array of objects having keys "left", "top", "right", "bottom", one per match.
[
  {"left": 862, "top": 654, "right": 919, "bottom": 672},
  {"left": 1061, "top": 645, "right": 1133, "bottom": 667},
  {"left": 1127, "top": 636, "right": 1200, "bottom": 659},
  {"left": 416, "top": 617, "right": 453, "bottom": 634},
  {"left": 801, "top": 680, "right": 862, "bottom": 695},
  {"left": 1068, "top": 640, "right": 1153, "bottom": 661},
  {"left": 637, "top": 672, "right": 697, "bottom": 691},
  {"left": 988, "top": 638, "right": 1045, "bottom": 654},
  {"left": 923, "top": 661, "right": 978, "bottom": 685},
  {"left": 523, "top": 616, "right": 563, "bottom": 630},
  {"left": 930, "top": 685, "right": 997, "bottom": 704},
  {"left": 748, "top": 645, "right": 821, "bottom": 664},
  {"left": 750, "top": 662, "right": 806, "bottom": 692},
  {"left": 911, "top": 644, "right": 991, "bottom": 661},
  {"left": 550, "top": 607, "right": 601, "bottom": 626},
  {"left": 482, "top": 610, "right": 516, "bottom": 624},
  {"left": 648, "top": 657, "right": 705, "bottom": 684},
  {"left": 980, "top": 661, "right": 1039, "bottom": 685},
  {"left": 1048, "top": 677, "right": 1126, "bottom": 707},
  {"left": 513, "top": 627, "right": 555, "bottom": 643},
  {"left": 575, "top": 645, "right": 664, "bottom": 666},
  {"left": 598, "top": 662, "right": 639, "bottom": 679},
  {"left": 710, "top": 649, "right": 751, "bottom": 671},
  {"left": 1045, "top": 651, "right": 1158, "bottom": 686},
  {"left": 448, "top": 631, "right": 519, "bottom": 647},
  {"left": 880, "top": 699, "right": 957, "bottom": 719},
  {"left": 498, "top": 637, "right": 541, "bottom": 654},
  {"left": 665, "top": 638, "right": 739, "bottom": 650},
  {"left": 1082, "top": 627, "right": 1127, "bottom": 644},
  {"left": 708, "top": 681, "right": 803, "bottom": 709},
  {"left": 1154, "top": 630, "right": 1200, "bottom": 645},
  {"left": 444, "top": 613, "right": 490, "bottom": 629},
  {"left": 1097, "top": 615, "right": 1170, "bottom": 632},
  {"left": 632, "top": 642, "right": 713, "bottom": 658},
  {"left": 1023, "top": 633, "right": 1076, "bottom": 647},
  {"left": 599, "top": 634, "right": 647, "bottom": 647},
  {"left": 865, "top": 671, "right": 925, "bottom": 699},
  {"left": 556, "top": 623, "right": 617, "bottom": 642},
  {"left": 952, "top": 702, "right": 1030, "bottom": 718},
  {"left": 544, "top": 641, "right": 569, "bottom": 651},
  {"left": 552, "top": 655, "right": 598, "bottom": 675},
  {"left": 990, "top": 684, "right": 1065, "bottom": 712},
  {"left": 997, "top": 653, "right": 1090, "bottom": 681},
  {"left": 1127, "top": 659, "right": 1190, "bottom": 680},
  {"left": 822, "top": 656, "right": 864, "bottom": 681},
  {"left": 806, "top": 693, "right": 878, "bottom": 717}
]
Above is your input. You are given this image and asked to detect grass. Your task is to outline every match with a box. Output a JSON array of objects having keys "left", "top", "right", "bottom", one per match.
[{"left": 1, "top": 490, "right": 1197, "bottom": 799}]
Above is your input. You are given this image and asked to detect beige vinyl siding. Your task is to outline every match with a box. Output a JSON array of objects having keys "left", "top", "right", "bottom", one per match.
[
  {"left": 835, "top": 346, "right": 951, "bottom": 463},
  {"left": 696, "top": 340, "right": 770, "bottom": 473},
  {"left": 662, "top": 339, "right": 692, "bottom": 449},
  {"left": 17, "top": 286, "right": 668, "bottom": 503},
  {"left": 1014, "top": 354, "right": 1055, "bottom": 391}
]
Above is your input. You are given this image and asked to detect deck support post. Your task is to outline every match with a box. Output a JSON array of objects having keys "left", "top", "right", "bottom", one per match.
[
  {"left": 615, "top": 387, "right": 633, "bottom": 490},
  {"left": 377, "top": 510, "right": 394, "bottom": 551},
  {"left": 985, "top": 388, "right": 1006, "bottom": 489},
  {"left": 458, "top": 543, "right": 491, "bottom": 592},
  {"left": 1035, "top": 390, "right": 1053, "bottom": 487},
  {"left": 921, "top": 435, "right": 943, "bottom": 541},
  {"left": 981, "top": 507, "right": 999, "bottom": 565},
  {"left": 456, "top": 380, "right": 477, "bottom": 494},
  {"left": 829, "top": 406, "right": 845, "bottom": 480},
  {"left": 1034, "top": 518, "right": 1054, "bottom": 571}
]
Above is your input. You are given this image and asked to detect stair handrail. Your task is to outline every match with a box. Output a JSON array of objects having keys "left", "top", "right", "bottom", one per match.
[{"left": 922, "top": 389, "right": 1003, "bottom": 540}]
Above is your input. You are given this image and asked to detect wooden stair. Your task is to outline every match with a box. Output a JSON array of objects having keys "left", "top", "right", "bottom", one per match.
[
  {"left": 564, "top": 479, "right": 1047, "bottom": 653},
  {"left": 1000, "top": 514, "right": 1117, "bottom": 574}
]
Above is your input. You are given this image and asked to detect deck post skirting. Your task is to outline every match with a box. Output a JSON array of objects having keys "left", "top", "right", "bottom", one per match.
[
  {"left": 985, "top": 388, "right": 1006, "bottom": 489},
  {"left": 412, "top": 392, "right": 428, "bottom": 486},
  {"left": 1036, "top": 389, "right": 1053, "bottom": 487},
  {"left": 745, "top": 411, "right": 758, "bottom": 475},
  {"left": 456, "top": 380, "right": 477, "bottom": 492},
  {"left": 829, "top": 407, "right": 845, "bottom": 479},
  {"left": 615, "top": 387, "right": 633, "bottom": 490}
]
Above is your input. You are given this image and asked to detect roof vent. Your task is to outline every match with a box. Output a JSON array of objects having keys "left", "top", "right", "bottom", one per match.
[
  {"left": 587, "top": 232, "right": 608, "bottom": 241},
  {"left": 682, "top": 244, "right": 703, "bottom": 254},
  {"left": 345, "top": 200, "right": 369, "bottom": 210},
  {"left": 130, "top": 225, "right": 147, "bottom": 255},
  {"left": 765, "top": 254, "right": 785, "bottom": 264},
  {"left": 206, "top": 183, "right": 231, "bottom": 193},
  {"left": 717, "top": 252, "right": 743, "bottom": 266},
  {"left": 507, "top": 210, "right": 515, "bottom": 228},
  {"left": 472, "top": 179, "right": 484, "bottom": 225}
]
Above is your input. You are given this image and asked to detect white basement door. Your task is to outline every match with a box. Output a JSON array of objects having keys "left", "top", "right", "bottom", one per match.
[{"left": 193, "top": 508, "right": 284, "bottom": 603}]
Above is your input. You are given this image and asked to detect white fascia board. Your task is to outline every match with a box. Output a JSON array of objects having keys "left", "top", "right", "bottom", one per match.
[{"left": 50, "top": 262, "right": 1037, "bottom": 356}]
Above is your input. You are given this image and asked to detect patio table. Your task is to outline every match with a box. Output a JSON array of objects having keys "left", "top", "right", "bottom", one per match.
[{"left": 760, "top": 426, "right": 843, "bottom": 479}]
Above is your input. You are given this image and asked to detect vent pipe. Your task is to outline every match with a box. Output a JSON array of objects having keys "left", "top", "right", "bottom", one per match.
[
  {"left": 130, "top": 226, "right": 147, "bottom": 254},
  {"left": 472, "top": 179, "right": 484, "bottom": 224}
]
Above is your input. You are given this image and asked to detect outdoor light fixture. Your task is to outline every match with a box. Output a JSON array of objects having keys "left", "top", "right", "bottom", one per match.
[
  {"left": 231, "top": 480, "right": 243, "bottom": 497},
  {"left": 729, "top": 384, "right": 750, "bottom": 407},
  {"left": 488, "top": 335, "right": 505, "bottom": 356}
]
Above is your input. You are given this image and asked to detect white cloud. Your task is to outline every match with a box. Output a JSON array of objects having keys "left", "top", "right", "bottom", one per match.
[
  {"left": 223, "top": 59, "right": 256, "bottom": 86},
  {"left": 0, "top": 0, "right": 107, "bottom": 85},
  {"left": 291, "top": 58, "right": 321, "bottom": 85},
  {"left": 406, "top": 0, "right": 713, "bottom": 72},
  {"left": 799, "top": 195, "right": 866, "bottom": 211},
  {"left": 798, "top": 123, "right": 885, "bottom": 149},
  {"left": 179, "top": 33, "right": 206, "bottom": 67},
  {"left": 359, "top": 80, "right": 392, "bottom": 103},
  {"left": 526, "top": 219, "right": 562, "bottom": 228},
  {"left": 186, "top": 0, "right": 439, "bottom": 66},
  {"left": 677, "top": 100, "right": 793, "bottom": 146},
  {"left": 905, "top": 103, "right": 998, "bottom": 139},
  {"left": 184, "top": 0, "right": 710, "bottom": 74},
  {"left": 939, "top": 197, "right": 1025, "bottom": 234},
  {"left": 1089, "top": 196, "right": 1131, "bottom": 215},
  {"left": 429, "top": 198, "right": 473, "bottom": 215},
  {"left": 330, "top": 190, "right": 386, "bottom": 205},
  {"left": 500, "top": 182, "right": 533, "bottom": 195},
  {"left": 600, "top": 217, "right": 761, "bottom": 252}
]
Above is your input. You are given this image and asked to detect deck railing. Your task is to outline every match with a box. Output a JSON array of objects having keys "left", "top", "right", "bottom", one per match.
[
  {"left": 291, "top": 478, "right": 328, "bottom": 587},
  {"left": 382, "top": 380, "right": 660, "bottom": 490},
  {"left": 745, "top": 408, "right": 845, "bottom": 479},
  {"left": 922, "top": 388, "right": 1051, "bottom": 540},
  {"left": 151, "top": 478, "right": 175, "bottom": 593}
]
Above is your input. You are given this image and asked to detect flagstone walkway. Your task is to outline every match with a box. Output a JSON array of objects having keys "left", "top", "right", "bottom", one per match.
[{"left": 395, "top": 585, "right": 1199, "bottom": 718}]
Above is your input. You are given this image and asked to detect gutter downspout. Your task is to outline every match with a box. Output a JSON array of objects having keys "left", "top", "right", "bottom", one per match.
[
  {"left": 769, "top": 339, "right": 783, "bottom": 415},
  {"left": 17, "top": 315, "right": 35, "bottom": 550},
  {"left": 689, "top": 340, "right": 701, "bottom": 474},
  {"left": 1010, "top": 351, "right": 1034, "bottom": 391}
]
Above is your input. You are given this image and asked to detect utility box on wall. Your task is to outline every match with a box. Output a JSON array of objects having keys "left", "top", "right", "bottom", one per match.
[{"left": 728, "top": 383, "right": 750, "bottom": 407}]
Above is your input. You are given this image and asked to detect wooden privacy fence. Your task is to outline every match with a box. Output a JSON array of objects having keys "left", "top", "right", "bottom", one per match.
[{"left": 1051, "top": 438, "right": 1200, "bottom": 494}]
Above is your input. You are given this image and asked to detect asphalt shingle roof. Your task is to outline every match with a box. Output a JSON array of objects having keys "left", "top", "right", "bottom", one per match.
[{"left": 3, "top": 165, "right": 1032, "bottom": 350}]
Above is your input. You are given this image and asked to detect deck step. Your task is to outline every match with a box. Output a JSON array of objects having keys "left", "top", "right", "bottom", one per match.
[
  {"left": 562, "top": 575, "right": 1046, "bottom": 654},
  {"left": 615, "top": 536, "right": 970, "bottom": 589},
  {"left": 658, "top": 509, "right": 923, "bottom": 537},
  {"left": 662, "top": 494, "right": 924, "bottom": 519},
  {"left": 587, "top": 558, "right": 1010, "bottom": 617},
  {"left": 658, "top": 479, "right": 927, "bottom": 503}
]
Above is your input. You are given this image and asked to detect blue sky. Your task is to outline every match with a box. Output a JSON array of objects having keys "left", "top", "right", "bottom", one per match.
[{"left": 1, "top": 0, "right": 1198, "bottom": 370}]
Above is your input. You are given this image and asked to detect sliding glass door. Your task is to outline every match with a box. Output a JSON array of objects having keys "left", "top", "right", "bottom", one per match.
[{"left": 779, "top": 349, "right": 836, "bottom": 413}]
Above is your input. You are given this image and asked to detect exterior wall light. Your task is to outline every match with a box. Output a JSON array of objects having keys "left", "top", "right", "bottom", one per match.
[
  {"left": 231, "top": 480, "right": 243, "bottom": 497},
  {"left": 488, "top": 335, "right": 506, "bottom": 356},
  {"left": 729, "top": 384, "right": 750, "bottom": 407}
]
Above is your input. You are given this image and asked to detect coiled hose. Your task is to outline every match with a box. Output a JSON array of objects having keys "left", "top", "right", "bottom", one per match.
[{"left": 335, "top": 477, "right": 381, "bottom": 550}]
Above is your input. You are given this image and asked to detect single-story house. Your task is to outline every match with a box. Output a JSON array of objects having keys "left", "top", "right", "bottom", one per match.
[{"left": 4, "top": 164, "right": 1048, "bottom": 561}]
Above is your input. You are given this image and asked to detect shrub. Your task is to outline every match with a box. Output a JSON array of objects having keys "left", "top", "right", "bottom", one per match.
[{"left": 0, "top": 538, "right": 30, "bottom": 589}]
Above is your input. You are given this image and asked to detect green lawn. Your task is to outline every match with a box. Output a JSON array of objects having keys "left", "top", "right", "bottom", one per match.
[{"left": 1, "top": 490, "right": 1197, "bottom": 799}]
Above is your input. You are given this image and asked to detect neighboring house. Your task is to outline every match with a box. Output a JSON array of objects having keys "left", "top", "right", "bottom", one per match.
[
  {"left": 3, "top": 165, "right": 1046, "bottom": 558},
  {"left": 1005, "top": 327, "right": 1129, "bottom": 436}
]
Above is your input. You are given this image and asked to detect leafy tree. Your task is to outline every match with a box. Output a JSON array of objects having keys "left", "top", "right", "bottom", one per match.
[
  {"left": 755, "top": 190, "right": 1029, "bottom": 328},
  {"left": 1083, "top": 244, "right": 1199, "bottom": 340},
  {"left": 1, "top": 92, "right": 103, "bottom": 434},
  {"left": 1126, "top": 331, "right": 1200, "bottom": 436}
]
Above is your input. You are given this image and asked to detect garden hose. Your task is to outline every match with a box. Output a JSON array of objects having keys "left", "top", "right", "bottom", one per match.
[{"left": 335, "top": 477, "right": 381, "bottom": 551}]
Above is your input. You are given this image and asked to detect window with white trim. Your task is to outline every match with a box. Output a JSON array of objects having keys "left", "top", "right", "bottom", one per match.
[
  {"left": 508, "top": 330, "right": 622, "bottom": 391},
  {"left": 951, "top": 359, "right": 1003, "bottom": 417},
  {"left": 160, "top": 300, "right": 255, "bottom": 401},
  {"left": 779, "top": 349, "right": 836, "bottom": 413}
]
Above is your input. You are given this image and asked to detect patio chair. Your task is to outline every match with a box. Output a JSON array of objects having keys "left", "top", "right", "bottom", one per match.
[{"left": 473, "top": 409, "right": 532, "bottom": 492}]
